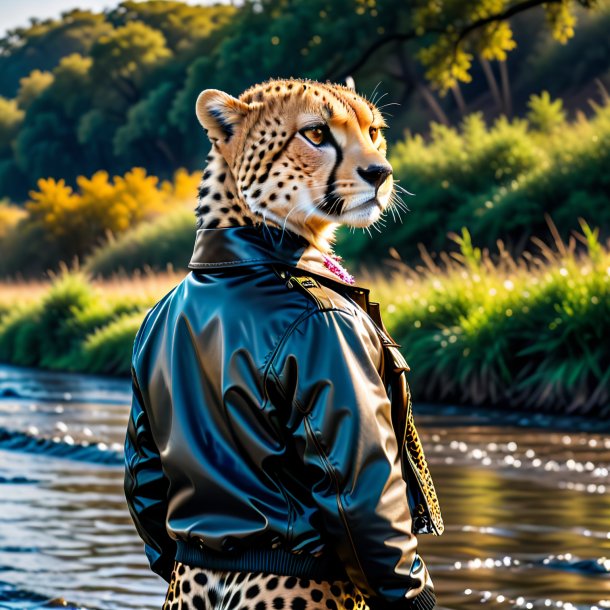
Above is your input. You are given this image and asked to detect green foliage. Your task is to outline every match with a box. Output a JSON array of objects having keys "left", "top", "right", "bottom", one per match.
[
  {"left": 0, "top": 269, "right": 93, "bottom": 368},
  {"left": 0, "top": 266, "right": 152, "bottom": 374},
  {"left": 0, "top": 221, "right": 607, "bottom": 414},
  {"left": 107, "top": 1, "right": 237, "bottom": 53},
  {"left": 0, "top": 0, "right": 604, "bottom": 203},
  {"left": 16, "top": 69, "right": 54, "bottom": 110},
  {"left": 0, "top": 97, "right": 24, "bottom": 156},
  {"left": 0, "top": 9, "right": 112, "bottom": 98},
  {"left": 80, "top": 310, "right": 147, "bottom": 374},
  {"left": 49, "top": 53, "right": 93, "bottom": 119},
  {"left": 337, "top": 96, "right": 610, "bottom": 266},
  {"left": 84, "top": 207, "right": 196, "bottom": 276},
  {"left": 89, "top": 21, "right": 172, "bottom": 111},
  {"left": 368, "top": 219, "right": 610, "bottom": 416},
  {"left": 526, "top": 90, "right": 567, "bottom": 133}
]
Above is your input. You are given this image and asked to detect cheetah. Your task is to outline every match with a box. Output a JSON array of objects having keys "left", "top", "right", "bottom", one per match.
[
  {"left": 162, "top": 561, "right": 369, "bottom": 610},
  {"left": 193, "top": 77, "right": 398, "bottom": 255},
  {"left": 163, "top": 77, "right": 406, "bottom": 610}
]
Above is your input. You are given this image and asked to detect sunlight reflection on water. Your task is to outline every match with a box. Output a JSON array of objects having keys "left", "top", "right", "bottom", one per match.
[{"left": 0, "top": 364, "right": 608, "bottom": 610}]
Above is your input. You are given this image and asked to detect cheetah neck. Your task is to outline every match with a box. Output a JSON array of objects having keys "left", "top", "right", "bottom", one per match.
[
  {"left": 195, "top": 147, "right": 264, "bottom": 230},
  {"left": 194, "top": 148, "right": 338, "bottom": 255}
]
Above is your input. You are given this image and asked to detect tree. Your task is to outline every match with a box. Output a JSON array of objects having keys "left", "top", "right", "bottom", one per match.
[
  {"left": 0, "top": 10, "right": 112, "bottom": 98},
  {"left": 89, "top": 21, "right": 172, "bottom": 110},
  {"left": 49, "top": 54, "right": 93, "bottom": 119},
  {"left": 106, "top": 1, "right": 237, "bottom": 53},
  {"left": 0, "top": 97, "right": 24, "bottom": 157},
  {"left": 328, "top": 0, "right": 602, "bottom": 97},
  {"left": 16, "top": 69, "right": 54, "bottom": 110}
]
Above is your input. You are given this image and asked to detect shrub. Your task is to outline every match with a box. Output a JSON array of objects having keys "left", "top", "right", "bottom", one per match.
[
  {"left": 79, "top": 310, "right": 147, "bottom": 375},
  {"left": 0, "top": 167, "right": 199, "bottom": 278},
  {"left": 84, "top": 207, "right": 196, "bottom": 276}
]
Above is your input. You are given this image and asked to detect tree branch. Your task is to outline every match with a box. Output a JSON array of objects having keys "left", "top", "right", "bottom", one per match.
[
  {"left": 453, "top": 0, "right": 562, "bottom": 50},
  {"left": 329, "top": 0, "right": 566, "bottom": 82}
]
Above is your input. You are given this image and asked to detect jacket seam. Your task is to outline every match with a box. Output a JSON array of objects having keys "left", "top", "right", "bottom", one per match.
[
  {"left": 267, "top": 307, "right": 375, "bottom": 593},
  {"left": 264, "top": 307, "right": 360, "bottom": 382},
  {"left": 261, "top": 298, "right": 340, "bottom": 398},
  {"left": 264, "top": 365, "right": 300, "bottom": 547},
  {"left": 302, "top": 414, "right": 372, "bottom": 594},
  {"left": 188, "top": 258, "right": 271, "bottom": 267}
]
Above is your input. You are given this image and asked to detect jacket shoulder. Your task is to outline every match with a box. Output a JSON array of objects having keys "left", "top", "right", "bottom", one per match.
[{"left": 271, "top": 265, "right": 365, "bottom": 315}]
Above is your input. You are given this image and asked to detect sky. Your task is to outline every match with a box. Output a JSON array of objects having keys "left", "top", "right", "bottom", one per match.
[{"left": 0, "top": 0, "right": 234, "bottom": 37}]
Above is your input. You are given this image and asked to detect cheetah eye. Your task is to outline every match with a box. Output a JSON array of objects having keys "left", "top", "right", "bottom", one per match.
[
  {"left": 300, "top": 125, "right": 327, "bottom": 147},
  {"left": 369, "top": 126, "right": 381, "bottom": 142}
]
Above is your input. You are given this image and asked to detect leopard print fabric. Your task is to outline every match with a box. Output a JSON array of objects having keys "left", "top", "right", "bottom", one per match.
[{"left": 162, "top": 560, "right": 369, "bottom": 610}]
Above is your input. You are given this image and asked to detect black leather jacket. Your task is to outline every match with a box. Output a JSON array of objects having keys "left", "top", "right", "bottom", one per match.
[{"left": 124, "top": 224, "right": 443, "bottom": 610}]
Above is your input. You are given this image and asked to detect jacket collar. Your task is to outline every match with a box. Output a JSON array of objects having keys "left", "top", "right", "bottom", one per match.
[{"left": 187, "top": 224, "right": 371, "bottom": 295}]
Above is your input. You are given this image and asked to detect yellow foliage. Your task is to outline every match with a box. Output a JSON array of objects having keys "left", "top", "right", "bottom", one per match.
[
  {"left": 160, "top": 168, "right": 200, "bottom": 205},
  {"left": 17, "top": 69, "right": 54, "bottom": 110},
  {"left": 24, "top": 167, "right": 194, "bottom": 246},
  {"left": 418, "top": 37, "right": 473, "bottom": 96},
  {"left": 478, "top": 21, "right": 517, "bottom": 61},
  {"left": 544, "top": 2, "right": 577, "bottom": 44},
  {"left": 25, "top": 178, "right": 80, "bottom": 237}
]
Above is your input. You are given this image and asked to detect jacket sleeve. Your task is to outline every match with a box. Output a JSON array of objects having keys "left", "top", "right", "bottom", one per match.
[
  {"left": 269, "top": 308, "right": 436, "bottom": 610},
  {"left": 124, "top": 326, "right": 176, "bottom": 583}
]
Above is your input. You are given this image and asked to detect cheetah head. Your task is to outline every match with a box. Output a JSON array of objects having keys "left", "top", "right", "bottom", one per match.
[{"left": 195, "top": 78, "right": 395, "bottom": 253}]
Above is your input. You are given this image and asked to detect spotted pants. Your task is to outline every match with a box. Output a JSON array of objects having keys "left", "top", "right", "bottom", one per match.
[{"left": 162, "top": 560, "right": 369, "bottom": 610}]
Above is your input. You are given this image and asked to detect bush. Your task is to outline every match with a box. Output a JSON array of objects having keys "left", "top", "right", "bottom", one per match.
[
  {"left": 84, "top": 207, "right": 196, "bottom": 276},
  {"left": 0, "top": 167, "right": 200, "bottom": 278},
  {"left": 335, "top": 95, "right": 610, "bottom": 269},
  {"left": 0, "top": 264, "right": 153, "bottom": 372},
  {"left": 369, "top": 218, "right": 610, "bottom": 417},
  {"left": 79, "top": 310, "right": 147, "bottom": 375}
]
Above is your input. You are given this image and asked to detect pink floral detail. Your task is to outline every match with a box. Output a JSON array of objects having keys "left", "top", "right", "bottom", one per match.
[{"left": 323, "top": 253, "right": 356, "bottom": 284}]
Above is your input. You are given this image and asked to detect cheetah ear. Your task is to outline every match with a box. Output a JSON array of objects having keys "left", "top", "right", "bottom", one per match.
[{"left": 196, "top": 89, "right": 251, "bottom": 142}]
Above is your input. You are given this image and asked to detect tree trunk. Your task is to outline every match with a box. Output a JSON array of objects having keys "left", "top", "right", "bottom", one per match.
[
  {"left": 478, "top": 54, "right": 504, "bottom": 113},
  {"left": 499, "top": 59, "right": 512, "bottom": 118},
  {"left": 419, "top": 83, "right": 450, "bottom": 125},
  {"left": 398, "top": 44, "right": 449, "bottom": 125},
  {"left": 451, "top": 81, "right": 467, "bottom": 117}
]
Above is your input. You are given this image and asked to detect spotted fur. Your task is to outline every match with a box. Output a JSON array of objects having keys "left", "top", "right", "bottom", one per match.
[
  {"left": 162, "top": 561, "right": 369, "bottom": 610},
  {"left": 194, "top": 78, "right": 396, "bottom": 254}
]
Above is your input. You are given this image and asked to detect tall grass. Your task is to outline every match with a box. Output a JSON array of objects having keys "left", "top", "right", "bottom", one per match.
[
  {"left": 0, "top": 264, "right": 181, "bottom": 374},
  {"left": 364, "top": 217, "right": 610, "bottom": 416},
  {"left": 0, "top": 222, "right": 607, "bottom": 416}
]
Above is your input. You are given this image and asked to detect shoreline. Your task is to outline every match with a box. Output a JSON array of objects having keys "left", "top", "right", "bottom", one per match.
[{"left": 1, "top": 361, "right": 607, "bottom": 432}]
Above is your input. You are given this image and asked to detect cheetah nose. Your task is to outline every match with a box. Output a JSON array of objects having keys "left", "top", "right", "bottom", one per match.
[{"left": 357, "top": 164, "right": 393, "bottom": 191}]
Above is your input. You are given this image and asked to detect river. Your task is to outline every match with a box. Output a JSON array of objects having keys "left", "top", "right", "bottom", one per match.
[{"left": 0, "top": 364, "right": 608, "bottom": 609}]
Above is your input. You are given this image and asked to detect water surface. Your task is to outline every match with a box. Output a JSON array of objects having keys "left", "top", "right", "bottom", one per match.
[{"left": 0, "top": 364, "right": 608, "bottom": 609}]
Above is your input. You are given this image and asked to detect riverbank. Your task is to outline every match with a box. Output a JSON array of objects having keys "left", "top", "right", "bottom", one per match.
[{"left": 0, "top": 220, "right": 608, "bottom": 416}]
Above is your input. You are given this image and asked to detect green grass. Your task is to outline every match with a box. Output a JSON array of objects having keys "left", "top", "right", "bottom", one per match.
[
  {"left": 364, "top": 218, "right": 610, "bottom": 416},
  {"left": 0, "top": 265, "right": 159, "bottom": 374},
  {"left": 0, "top": 221, "right": 607, "bottom": 416}
]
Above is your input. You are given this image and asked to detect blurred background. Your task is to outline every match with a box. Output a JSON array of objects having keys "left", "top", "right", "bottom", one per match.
[{"left": 0, "top": 1, "right": 608, "bottom": 609}]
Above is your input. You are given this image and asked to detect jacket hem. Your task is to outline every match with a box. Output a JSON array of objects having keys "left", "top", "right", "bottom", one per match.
[{"left": 174, "top": 539, "right": 350, "bottom": 582}]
